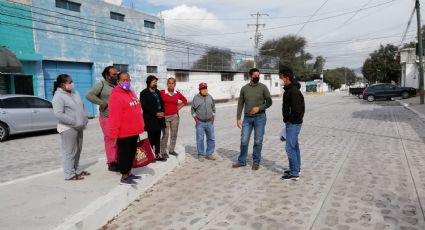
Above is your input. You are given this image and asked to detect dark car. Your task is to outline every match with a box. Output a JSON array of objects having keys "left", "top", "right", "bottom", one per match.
[
  {"left": 362, "top": 83, "right": 416, "bottom": 102},
  {"left": 0, "top": 95, "right": 57, "bottom": 141}
]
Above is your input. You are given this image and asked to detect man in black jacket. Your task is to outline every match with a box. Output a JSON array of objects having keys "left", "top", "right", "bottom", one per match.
[{"left": 279, "top": 66, "right": 305, "bottom": 181}]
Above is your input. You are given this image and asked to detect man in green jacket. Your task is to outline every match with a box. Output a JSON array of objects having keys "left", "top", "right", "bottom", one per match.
[{"left": 233, "top": 68, "right": 272, "bottom": 170}]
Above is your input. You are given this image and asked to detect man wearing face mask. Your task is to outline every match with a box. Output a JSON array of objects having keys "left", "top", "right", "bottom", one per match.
[
  {"left": 191, "top": 82, "right": 216, "bottom": 161},
  {"left": 140, "top": 75, "right": 167, "bottom": 162},
  {"left": 233, "top": 68, "right": 272, "bottom": 170},
  {"left": 86, "top": 66, "right": 120, "bottom": 172}
]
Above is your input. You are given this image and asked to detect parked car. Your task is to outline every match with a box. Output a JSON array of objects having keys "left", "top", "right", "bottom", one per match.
[
  {"left": 362, "top": 83, "right": 417, "bottom": 102},
  {"left": 349, "top": 87, "right": 366, "bottom": 98},
  {"left": 0, "top": 95, "right": 57, "bottom": 141}
]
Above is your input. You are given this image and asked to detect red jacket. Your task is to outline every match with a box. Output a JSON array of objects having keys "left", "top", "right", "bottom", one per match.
[
  {"left": 109, "top": 87, "right": 144, "bottom": 138},
  {"left": 160, "top": 89, "right": 187, "bottom": 116}
]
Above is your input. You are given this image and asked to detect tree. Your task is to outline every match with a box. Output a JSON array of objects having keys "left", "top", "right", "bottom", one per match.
[
  {"left": 259, "top": 35, "right": 312, "bottom": 80},
  {"left": 362, "top": 44, "right": 400, "bottom": 83},
  {"left": 193, "top": 48, "right": 233, "bottom": 71},
  {"left": 324, "top": 68, "right": 356, "bottom": 90}
]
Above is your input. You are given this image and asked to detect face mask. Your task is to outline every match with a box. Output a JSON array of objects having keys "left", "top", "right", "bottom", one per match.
[
  {"left": 252, "top": 77, "right": 259, "bottom": 84},
  {"left": 151, "top": 84, "right": 157, "bottom": 89},
  {"left": 200, "top": 89, "right": 208, "bottom": 96},
  {"left": 279, "top": 79, "right": 285, "bottom": 86},
  {"left": 109, "top": 76, "right": 118, "bottom": 85},
  {"left": 119, "top": 82, "right": 131, "bottom": 91},
  {"left": 65, "top": 83, "right": 74, "bottom": 91}
]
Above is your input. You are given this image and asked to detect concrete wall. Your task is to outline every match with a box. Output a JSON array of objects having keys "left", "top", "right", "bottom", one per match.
[
  {"left": 400, "top": 48, "right": 425, "bottom": 89},
  {"left": 165, "top": 70, "right": 281, "bottom": 102}
]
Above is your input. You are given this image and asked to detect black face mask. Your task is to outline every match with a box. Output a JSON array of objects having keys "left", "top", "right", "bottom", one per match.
[
  {"left": 109, "top": 76, "right": 118, "bottom": 85},
  {"left": 252, "top": 77, "right": 259, "bottom": 84},
  {"left": 151, "top": 84, "right": 157, "bottom": 89}
]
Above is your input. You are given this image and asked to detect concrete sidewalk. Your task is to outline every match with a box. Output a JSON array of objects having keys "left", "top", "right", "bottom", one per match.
[
  {"left": 397, "top": 96, "right": 425, "bottom": 120},
  {"left": 0, "top": 145, "right": 185, "bottom": 230}
]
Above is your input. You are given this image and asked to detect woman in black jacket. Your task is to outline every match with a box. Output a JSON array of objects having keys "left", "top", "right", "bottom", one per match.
[{"left": 140, "top": 75, "right": 167, "bottom": 162}]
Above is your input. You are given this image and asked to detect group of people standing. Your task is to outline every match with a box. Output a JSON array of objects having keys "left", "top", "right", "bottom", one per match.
[{"left": 51, "top": 65, "right": 305, "bottom": 185}]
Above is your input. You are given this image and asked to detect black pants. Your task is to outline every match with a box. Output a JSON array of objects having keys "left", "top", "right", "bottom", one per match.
[
  {"left": 147, "top": 130, "right": 161, "bottom": 155},
  {"left": 117, "top": 135, "right": 138, "bottom": 175}
]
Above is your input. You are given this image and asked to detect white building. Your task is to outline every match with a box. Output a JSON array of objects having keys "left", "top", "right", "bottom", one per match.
[
  {"left": 165, "top": 69, "right": 281, "bottom": 102},
  {"left": 400, "top": 48, "right": 424, "bottom": 88}
]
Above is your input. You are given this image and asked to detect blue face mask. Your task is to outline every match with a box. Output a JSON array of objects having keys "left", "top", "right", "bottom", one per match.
[{"left": 119, "top": 82, "right": 131, "bottom": 91}]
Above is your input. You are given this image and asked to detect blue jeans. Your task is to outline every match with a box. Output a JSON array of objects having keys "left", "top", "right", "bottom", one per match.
[
  {"left": 195, "top": 121, "right": 215, "bottom": 156},
  {"left": 286, "top": 123, "right": 302, "bottom": 176},
  {"left": 238, "top": 113, "right": 267, "bottom": 165}
]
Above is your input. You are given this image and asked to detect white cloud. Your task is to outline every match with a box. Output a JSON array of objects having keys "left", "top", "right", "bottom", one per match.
[{"left": 160, "top": 5, "right": 224, "bottom": 37}]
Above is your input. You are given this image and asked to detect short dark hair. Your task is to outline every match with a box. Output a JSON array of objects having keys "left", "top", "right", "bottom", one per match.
[
  {"left": 279, "top": 66, "right": 294, "bottom": 81},
  {"left": 117, "top": 72, "right": 128, "bottom": 80},
  {"left": 249, "top": 68, "right": 260, "bottom": 76},
  {"left": 102, "top": 66, "right": 116, "bottom": 79}
]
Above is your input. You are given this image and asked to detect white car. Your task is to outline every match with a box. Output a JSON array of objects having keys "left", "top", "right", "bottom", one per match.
[{"left": 0, "top": 95, "right": 57, "bottom": 141}]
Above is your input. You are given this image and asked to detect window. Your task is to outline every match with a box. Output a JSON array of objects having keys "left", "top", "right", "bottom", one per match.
[
  {"left": 26, "top": 97, "right": 52, "bottom": 108},
  {"left": 175, "top": 72, "right": 189, "bottom": 82},
  {"left": 144, "top": 20, "right": 155, "bottom": 29},
  {"left": 147, "top": 66, "right": 158, "bottom": 73},
  {"left": 113, "top": 64, "right": 129, "bottom": 72},
  {"left": 264, "top": 74, "right": 271, "bottom": 80},
  {"left": 221, "top": 73, "right": 234, "bottom": 81},
  {"left": 55, "top": 0, "right": 81, "bottom": 12},
  {"left": 2, "top": 97, "right": 27, "bottom": 109},
  {"left": 110, "top": 12, "right": 125, "bottom": 21}
]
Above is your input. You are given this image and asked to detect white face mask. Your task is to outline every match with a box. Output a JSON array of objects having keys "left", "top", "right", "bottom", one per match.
[{"left": 65, "top": 83, "right": 74, "bottom": 91}]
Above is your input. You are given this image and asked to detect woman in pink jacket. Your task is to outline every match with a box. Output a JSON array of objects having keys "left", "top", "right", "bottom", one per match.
[{"left": 109, "top": 72, "right": 144, "bottom": 185}]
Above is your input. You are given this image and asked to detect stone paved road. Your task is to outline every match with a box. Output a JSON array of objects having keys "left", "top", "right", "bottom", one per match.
[{"left": 104, "top": 93, "right": 425, "bottom": 230}]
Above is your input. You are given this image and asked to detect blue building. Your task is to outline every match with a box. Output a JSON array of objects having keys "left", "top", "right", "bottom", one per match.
[{"left": 1, "top": 0, "right": 166, "bottom": 116}]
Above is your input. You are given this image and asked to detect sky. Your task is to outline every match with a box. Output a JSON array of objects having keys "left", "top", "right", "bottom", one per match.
[{"left": 105, "top": 0, "right": 420, "bottom": 70}]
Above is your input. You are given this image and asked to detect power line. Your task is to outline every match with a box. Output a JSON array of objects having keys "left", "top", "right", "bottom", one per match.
[
  {"left": 398, "top": 4, "right": 416, "bottom": 49},
  {"left": 296, "top": 0, "right": 330, "bottom": 35}
]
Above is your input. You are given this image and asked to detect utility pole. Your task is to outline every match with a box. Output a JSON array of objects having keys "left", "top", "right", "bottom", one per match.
[
  {"left": 416, "top": 0, "right": 424, "bottom": 104},
  {"left": 248, "top": 12, "right": 268, "bottom": 68}
]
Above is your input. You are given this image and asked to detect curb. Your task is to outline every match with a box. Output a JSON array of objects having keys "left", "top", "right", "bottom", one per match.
[
  {"left": 53, "top": 146, "right": 186, "bottom": 230},
  {"left": 396, "top": 99, "right": 425, "bottom": 121}
]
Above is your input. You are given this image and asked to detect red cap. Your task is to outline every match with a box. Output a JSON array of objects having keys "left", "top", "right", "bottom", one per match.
[{"left": 199, "top": 82, "right": 208, "bottom": 89}]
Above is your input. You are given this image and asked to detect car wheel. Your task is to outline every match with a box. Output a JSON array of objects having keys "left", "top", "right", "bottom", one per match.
[
  {"left": 358, "top": 94, "right": 363, "bottom": 99},
  {"left": 0, "top": 123, "right": 9, "bottom": 142},
  {"left": 401, "top": 91, "right": 409, "bottom": 99},
  {"left": 367, "top": 95, "right": 375, "bottom": 102}
]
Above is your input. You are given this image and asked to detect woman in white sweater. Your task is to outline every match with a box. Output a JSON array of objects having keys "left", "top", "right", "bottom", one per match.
[{"left": 52, "top": 74, "right": 88, "bottom": 180}]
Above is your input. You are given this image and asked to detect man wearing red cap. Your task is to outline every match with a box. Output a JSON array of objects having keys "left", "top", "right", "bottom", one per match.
[{"left": 191, "top": 82, "right": 216, "bottom": 162}]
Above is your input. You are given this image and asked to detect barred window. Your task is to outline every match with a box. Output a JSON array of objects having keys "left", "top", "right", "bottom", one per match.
[
  {"left": 113, "top": 64, "right": 129, "bottom": 72},
  {"left": 55, "top": 0, "right": 81, "bottom": 12},
  {"left": 144, "top": 20, "right": 155, "bottom": 29},
  {"left": 221, "top": 73, "right": 234, "bottom": 81},
  {"left": 147, "top": 66, "right": 158, "bottom": 73},
  {"left": 110, "top": 12, "right": 125, "bottom": 22},
  {"left": 175, "top": 72, "right": 189, "bottom": 82}
]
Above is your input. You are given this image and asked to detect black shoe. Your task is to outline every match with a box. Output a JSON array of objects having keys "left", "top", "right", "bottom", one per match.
[
  {"left": 108, "top": 163, "right": 119, "bottom": 172},
  {"left": 162, "top": 153, "right": 169, "bottom": 159},
  {"left": 169, "top": 151, "right": 178, "bottom": 156},
  {"left": 284, "top": 170, "right": 301, "bottom": 175},
  {"left": 281, "top": 175, "right": 299, "bottom": 181},
  {"left": 156, "top": 156, "right": 167, "bottom": 162}
]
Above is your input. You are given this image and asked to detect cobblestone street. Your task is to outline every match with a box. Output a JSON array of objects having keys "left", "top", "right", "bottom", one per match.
[{"left": 101, "top": 93, "right": 425, "bottom": 230}]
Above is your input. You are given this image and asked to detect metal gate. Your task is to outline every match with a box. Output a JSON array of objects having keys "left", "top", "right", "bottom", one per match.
[{"left": 43, "top": 61, "right": 95, "bottom": 117}]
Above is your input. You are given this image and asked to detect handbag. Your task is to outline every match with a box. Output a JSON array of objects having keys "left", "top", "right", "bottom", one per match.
[{"left": 132, "top": 138, "right": 156, "bottom": 168}]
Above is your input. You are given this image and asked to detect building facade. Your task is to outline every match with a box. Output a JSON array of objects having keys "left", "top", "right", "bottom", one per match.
[
  {"left": 1, "top": 0, "right": 166, "bottom": 116},
  {"left": 400, "top": 48, "right": 425, "bottom": 89}
]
